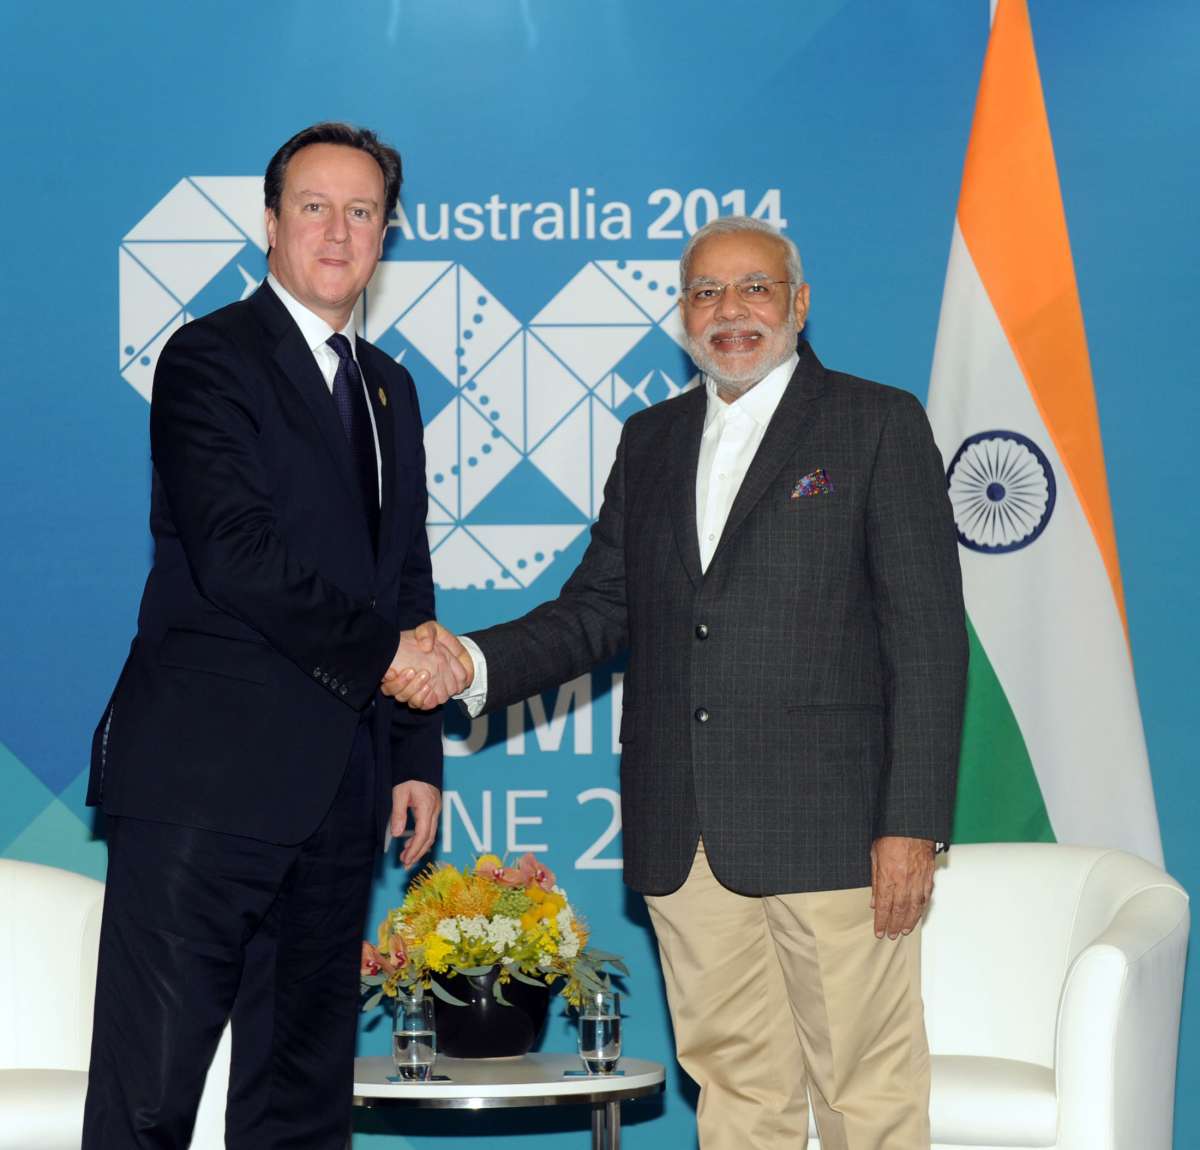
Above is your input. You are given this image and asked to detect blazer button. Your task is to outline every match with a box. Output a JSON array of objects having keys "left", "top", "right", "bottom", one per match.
[
  {"left": 694, "top": 707, "right": 710, "bottom": 723},
  {"left": 313, "top": 666, "right": 322, "bottom": 678},
  {"left": 339, "top": 685, "right": 349, "bottom": 697},
  {"left": 369, "top": 597, "right": 376, "bottom": 609},
  {"left": 330, "top": 678, "right": 340, "bottom": 689},
  {"left": 695, "top": 623, "right": 709, "bottom": 640},
  {"left": 322, "top": 673, "right": 330, "bottom": 684}
]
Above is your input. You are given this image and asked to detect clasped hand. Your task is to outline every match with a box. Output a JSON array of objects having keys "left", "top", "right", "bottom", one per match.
[{"left": 381, "top": 622, "right": 474, "bottom": 709}]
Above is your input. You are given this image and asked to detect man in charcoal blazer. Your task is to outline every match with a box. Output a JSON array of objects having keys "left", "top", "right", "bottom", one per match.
[
  {"left": 393, "top": 216, "right": 967, "bottom": 1149},
  {"left": 83, "top": 124, "right": 463, "bottom": 1149}
]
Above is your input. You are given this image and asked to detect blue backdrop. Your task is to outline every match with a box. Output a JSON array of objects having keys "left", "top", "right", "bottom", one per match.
[{"left": 1, "top": 3, "right": 1195, "bottom": 1147}]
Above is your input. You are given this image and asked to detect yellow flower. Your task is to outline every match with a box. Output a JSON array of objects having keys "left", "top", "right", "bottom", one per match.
[
  {"left": 422, "top": 933, "right": 454, "bottom": 971},
  {"left": 521, "top": 902, "right": 559, "bottom": 931},
  {"left": 428, "top": 866, "right": 466, "bottom": 900}
]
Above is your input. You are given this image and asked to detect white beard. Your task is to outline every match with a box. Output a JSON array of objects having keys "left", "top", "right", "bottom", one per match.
[{"left": 686, "top": 317, "right": 799, "bottom": 399}]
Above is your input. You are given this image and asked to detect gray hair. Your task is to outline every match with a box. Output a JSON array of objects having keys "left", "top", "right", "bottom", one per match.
[{"left": 679, "top": 216, "right": 805, "bottom": 292}]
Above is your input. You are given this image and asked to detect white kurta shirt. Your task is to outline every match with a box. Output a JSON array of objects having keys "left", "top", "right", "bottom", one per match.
[{"left": 695, "top": 353, "right": 797, "bottom": 571}]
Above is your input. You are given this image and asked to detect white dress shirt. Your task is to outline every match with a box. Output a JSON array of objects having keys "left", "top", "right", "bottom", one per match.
[
  {"left": 456, "top": 353, "right": 800, "bottom": 712},
  {"left": 267, "top": 273, "right": 382, "bottom": 503}
]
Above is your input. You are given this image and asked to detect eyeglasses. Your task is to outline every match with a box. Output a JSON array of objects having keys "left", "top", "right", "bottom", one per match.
[{"left": 683, "top": 277, "right": 792, "bottom": 308}]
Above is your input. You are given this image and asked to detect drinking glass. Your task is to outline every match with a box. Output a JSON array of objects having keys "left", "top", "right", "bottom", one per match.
[
  {"left": 392, "top": 991, "right": 437, "bottom": 1081},
  {"left": 577, "top": 988, "right": 621, "bottom": 1074}
]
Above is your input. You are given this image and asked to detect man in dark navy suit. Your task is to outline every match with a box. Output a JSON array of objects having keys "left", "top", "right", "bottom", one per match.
[{"left": 83, "top": 123, "right": 465, "bottom": 1149}]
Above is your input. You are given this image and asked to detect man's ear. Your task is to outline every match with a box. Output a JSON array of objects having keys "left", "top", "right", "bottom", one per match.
[
  {"left": 265, "top": 208, "right": 278, "bottom": 252},
  {"left": 793, "top": 282, "right": 811, "bottom": 331}
]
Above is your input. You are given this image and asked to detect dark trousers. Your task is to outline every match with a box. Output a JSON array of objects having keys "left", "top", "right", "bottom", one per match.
[{"left": 83, "top": 721, "right": 377, "bottom": 1150}]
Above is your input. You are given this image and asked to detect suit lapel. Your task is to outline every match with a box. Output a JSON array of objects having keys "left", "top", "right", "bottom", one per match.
[
  {"left": 709, "top": 343, "right": 828, "bottom": 567},
  {"left": 666, "top": 387, "right": 707, "bottom": 589},
  {"left": 253, "top": 287, "right": 363, "bottom": 506},
  {"left": 250, "top": 286, "right": 376, "bottom": 561}
]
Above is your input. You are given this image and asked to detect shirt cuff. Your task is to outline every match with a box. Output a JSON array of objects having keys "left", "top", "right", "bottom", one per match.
[{"left": 456, "top": 635, "right": 488, "bottom": 718}]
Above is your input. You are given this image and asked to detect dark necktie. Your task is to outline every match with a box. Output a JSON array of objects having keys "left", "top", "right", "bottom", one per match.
[{"left": 326, "top": 333, "right": 380, "bottom": 550}]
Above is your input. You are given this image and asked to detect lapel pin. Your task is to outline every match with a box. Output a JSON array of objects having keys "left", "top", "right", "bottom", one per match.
[{"left": 377, "top": 387, "right": 388, "bottom": 407}]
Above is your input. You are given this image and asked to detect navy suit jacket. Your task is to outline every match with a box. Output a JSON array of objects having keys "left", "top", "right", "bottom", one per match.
[{"left": 88, "top": 284, "right": 442, "bottom": 844}]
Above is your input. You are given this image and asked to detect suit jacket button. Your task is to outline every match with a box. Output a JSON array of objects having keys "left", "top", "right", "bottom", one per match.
[
  {"left": 330, "top": 678, "right": 339, "bottom": 689},
  {"left": 694, "top": 707, "right": 710, "bottom": 723},
  {"left": 322, "top": 673, "right": 330, "bottom": 684},
  {"left": 695, "top": 623, "right": 709, "bottom": 640},
  {"left": 369, "top": 597, "right": 376, "bottom": 609},
  {"left": 339, "top": 685, "right": 349, "bottom": 697},
  {"left": 313, "top": 666, "right": 322, "bottom": 678}
]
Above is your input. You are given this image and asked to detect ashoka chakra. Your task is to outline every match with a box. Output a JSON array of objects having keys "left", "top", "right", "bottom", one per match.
[{"left": 946, "top": 430, "right": 1056, "bottom": 553}]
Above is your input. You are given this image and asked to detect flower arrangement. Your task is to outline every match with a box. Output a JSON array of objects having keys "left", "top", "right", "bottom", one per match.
[{"left": 361, "top": 853, "right": 626, "bottom": 1010}]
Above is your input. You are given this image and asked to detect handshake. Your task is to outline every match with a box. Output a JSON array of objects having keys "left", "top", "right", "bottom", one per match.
[{"left": 382, "top": 621, "right": 475, "bottom": 710}]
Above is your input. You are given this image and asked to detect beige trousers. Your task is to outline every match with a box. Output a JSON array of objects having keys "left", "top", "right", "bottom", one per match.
[{"left": 644, "top": 843, "right": 930, "bottom": 1150}]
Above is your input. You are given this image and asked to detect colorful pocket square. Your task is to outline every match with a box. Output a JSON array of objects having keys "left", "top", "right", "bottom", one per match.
[{"left": 790, "top": 468, "right": 834, "bottom": 498}]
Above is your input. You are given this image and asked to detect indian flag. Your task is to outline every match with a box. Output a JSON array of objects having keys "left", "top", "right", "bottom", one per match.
[{"left": 926, "top": 0, "right": 1162, "bottom": 864}]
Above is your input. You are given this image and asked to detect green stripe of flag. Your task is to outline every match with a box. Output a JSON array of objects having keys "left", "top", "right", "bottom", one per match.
[{"left": 952, "top": 616, "right": 1056, "bottom": 844}]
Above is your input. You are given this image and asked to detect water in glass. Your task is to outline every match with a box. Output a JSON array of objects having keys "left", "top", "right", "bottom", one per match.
[
  {"left": 579, "top": 1014, "right": 621, "bottom": 1074},
  {"left": 392, "top": 1028, "right": 436, "bottom": 1081},
  {"left": 393, "top": 993, "right": 437, "bottom": 1082},
  {"left": 578, "top": 988, "right": 621, "bottom": 1074}
]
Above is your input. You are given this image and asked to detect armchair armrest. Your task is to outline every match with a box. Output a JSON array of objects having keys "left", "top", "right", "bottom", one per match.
[{"left": 1055, "top": 885, "right": 1189, "bottom": 1150}]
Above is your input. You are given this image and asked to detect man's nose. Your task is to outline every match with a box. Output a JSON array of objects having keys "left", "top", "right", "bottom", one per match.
[
  {"left": 325, "top": 210, "right": 349, "bottom": 243},
  {"left": 713, "top": 285, "right": 748, "bottom": 321}
]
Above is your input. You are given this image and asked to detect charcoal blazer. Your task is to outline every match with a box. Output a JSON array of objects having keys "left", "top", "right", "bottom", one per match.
[
  {"left": 469, "top": 342, "right": 967, "bottom": 896},
  {"left": 87, "top": 283, "right": 442, "bottom": 844}
]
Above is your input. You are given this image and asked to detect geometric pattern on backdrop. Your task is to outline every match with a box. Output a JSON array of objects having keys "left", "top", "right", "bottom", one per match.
[
  {"left": 0, "top": 739, "right": 104, "bottom": 877},
  {"left": 119, "top": 178, "right": 699, "bottom": 591}
]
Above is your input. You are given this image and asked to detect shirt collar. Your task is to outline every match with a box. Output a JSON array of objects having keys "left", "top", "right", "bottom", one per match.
[
  {"left": 267, "top": 273, "right": 356, "bottom": 355},
  {"left": 702, "top": 351, "right": 799, "bottom": 434}
]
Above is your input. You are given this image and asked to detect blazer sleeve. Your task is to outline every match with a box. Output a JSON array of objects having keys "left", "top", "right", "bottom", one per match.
[
  {"left": 150, "top": 320, "right": 397, "bottom": 711},
  {"left": 388, "top": 368, "right": 443, "bottom": 790},
  {"left": 467, "top": 425, "right": 632, "bottom": 711},
  {"left": 864, "top": 390, "right": 968, "bottom": 843}
]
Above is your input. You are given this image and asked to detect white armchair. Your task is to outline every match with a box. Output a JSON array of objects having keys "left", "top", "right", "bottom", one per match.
[
  {"left": 0, "top": 859, "right": 230, "bottom": 1149},
  {"left": 806, "top": 843, "right": 1190, "bottom": 1150}
]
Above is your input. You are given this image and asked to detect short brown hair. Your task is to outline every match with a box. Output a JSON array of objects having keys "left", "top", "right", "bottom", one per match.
[{"left": 264, "top": 122, "right": 402, "bottom": 220}]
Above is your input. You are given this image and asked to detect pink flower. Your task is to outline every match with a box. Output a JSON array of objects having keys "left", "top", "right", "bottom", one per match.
[
  {"left": 475, "top": 853, "right": 523, "bottom": 885},
  {"left": 515, "top": 853, "right": 556, "bottom": 891},
  {"left": 361, "top": 941, "right": 385, "bottom": 975},
  {"left": 361, "top": 939, "right": 402, "bottom": 975}
]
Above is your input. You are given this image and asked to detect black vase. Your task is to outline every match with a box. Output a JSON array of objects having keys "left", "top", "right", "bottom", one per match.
[{"left": 432, "top": 968, "right": 552, "bottom": 1058}]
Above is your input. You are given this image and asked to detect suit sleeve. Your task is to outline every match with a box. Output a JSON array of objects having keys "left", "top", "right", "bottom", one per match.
[
  {"left": 864, "top": 390, "right": 968, "bottom": 843},
  {"left": 150, "top": 321, "right": 396, "bottom": 711},
  {"left": 467, "top": 424, "right": 632, "bottom": 711},
  {"left": 388, "top": 369, "right": 443, "bottom": 790}
]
